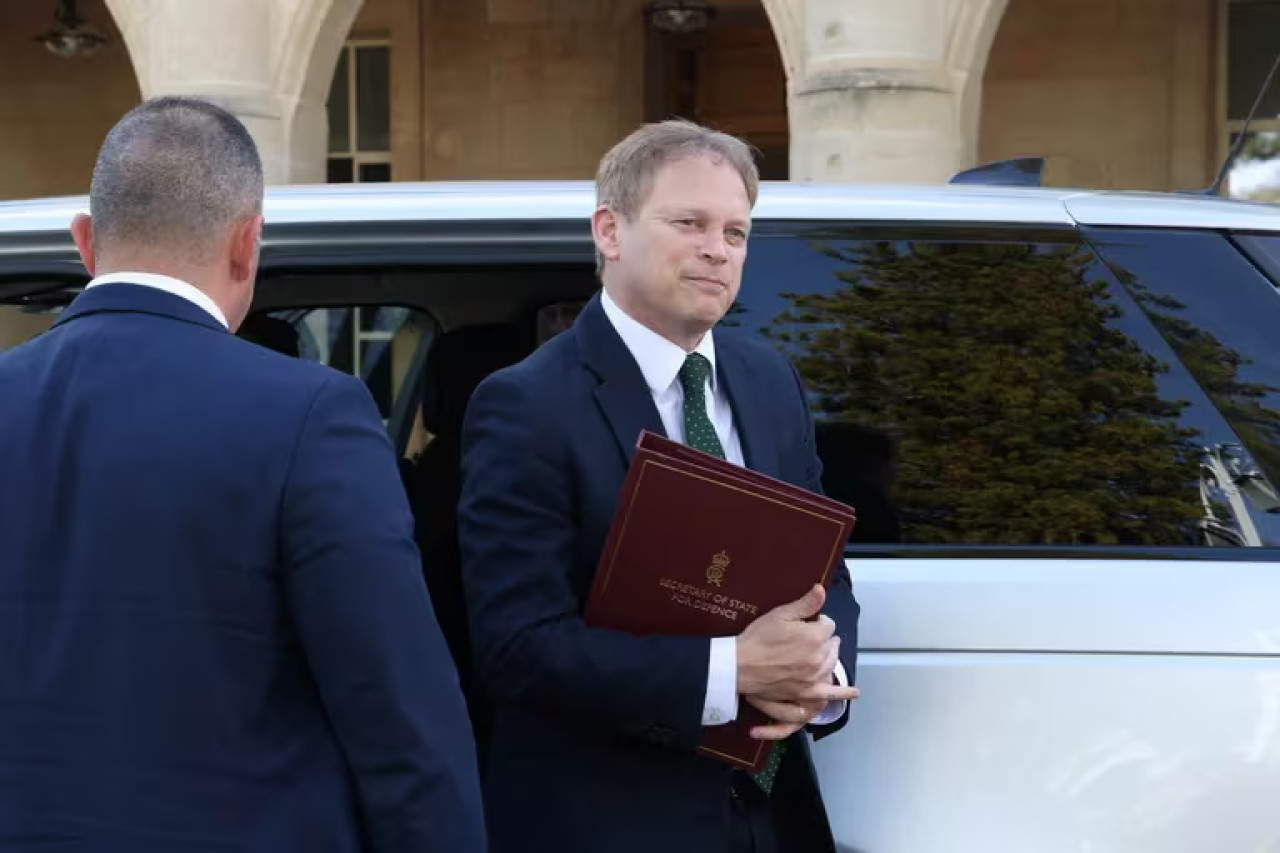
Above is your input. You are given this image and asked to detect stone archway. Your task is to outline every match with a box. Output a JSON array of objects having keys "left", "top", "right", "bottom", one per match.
[
  {"left": 644, "top": 1, "right": 793, "bottom": 179},
  {"left": 757, "top": 0, "right": 1010, "bottom": 183},
  {"left": 104, "top": 0, "right": 363, "bottom": 184}
]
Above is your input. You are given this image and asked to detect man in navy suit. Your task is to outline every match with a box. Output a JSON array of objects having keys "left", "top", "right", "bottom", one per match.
[
  {"left": 0, "top": 97, "right": 485, "bottom": 853},
  {"left": 457, "top": 120, "right": 861, "bottom": 853}
]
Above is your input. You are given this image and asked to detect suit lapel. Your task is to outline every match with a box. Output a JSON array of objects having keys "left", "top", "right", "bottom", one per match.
[
  {"left": 573, "top": 293, "right": 666, "bottom": 465},
  {"left": 716, "top": 333, "right": 781, "bottom": 479},
  {"left": 572, "top": 296, "right": 783, "bottom": 478}
]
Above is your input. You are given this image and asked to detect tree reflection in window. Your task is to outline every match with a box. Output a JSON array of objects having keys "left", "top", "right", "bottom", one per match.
[
  {"left": 1092, "top": 235, "right": 1280, "bottom": 547},
  {"left": 1122, "top": 275, "right": 1280, "bottom": 489},
  {"left": 761, "top": 239, "right": 1205, "bottom": 546}
]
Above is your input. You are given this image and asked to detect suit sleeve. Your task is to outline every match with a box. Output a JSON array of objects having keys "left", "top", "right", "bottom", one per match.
[
  {"left": 787, "top": 358, "right": 860, "bottom": 741},
  {"left": 457, "top": 370, "right": 712, "bottom": 751},
  {"left": 279, "top": 372, "right": 487, "bottom": 853}
]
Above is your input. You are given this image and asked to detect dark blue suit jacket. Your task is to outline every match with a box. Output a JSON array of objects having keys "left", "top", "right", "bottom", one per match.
[
  {"left": 0, "top": 283, "right": 485, "bottom": 853},
  {"left": 457, "top": 293, "right": 858, "bottom": 853}
]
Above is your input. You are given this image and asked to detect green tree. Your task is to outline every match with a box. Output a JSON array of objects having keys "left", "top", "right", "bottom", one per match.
[
  {"left": 1237, "top": 130, "right": 1280, "bottom": 164},
  {"left": 763, "top": 240, "right": 1205, "bottom": 545}
]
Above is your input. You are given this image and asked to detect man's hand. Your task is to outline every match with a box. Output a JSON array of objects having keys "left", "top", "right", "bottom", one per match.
[
  {"left": 744, "top": 688, "right": 860, "bottom": 741},
  {"left": 736, "top": 584, "right": 858, "bottom": 703},
  {"left": 404, "top": 407, "right": 431, "bottom": 460}
]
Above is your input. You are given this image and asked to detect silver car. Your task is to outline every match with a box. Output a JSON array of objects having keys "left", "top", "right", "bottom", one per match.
[{"left": 3, "top": 177, "right": 1279, "bottom": 851}]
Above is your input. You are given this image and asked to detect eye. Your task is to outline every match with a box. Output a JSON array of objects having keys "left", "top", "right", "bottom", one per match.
[{"left": 726, "top": 228, "right": 748, "bottom": 244}]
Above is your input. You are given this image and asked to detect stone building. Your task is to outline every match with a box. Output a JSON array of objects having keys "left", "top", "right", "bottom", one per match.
[
  {"left": 1, "top": 0, "right": 1277, "bottom": 351},
  {"left": 2, "top": 0, "right": 1277, "bottom": 197}
]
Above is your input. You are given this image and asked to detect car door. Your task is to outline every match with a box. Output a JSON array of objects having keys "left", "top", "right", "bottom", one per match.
[{"left": 731, "top": 219, "right": 1280, "bottom": 852}]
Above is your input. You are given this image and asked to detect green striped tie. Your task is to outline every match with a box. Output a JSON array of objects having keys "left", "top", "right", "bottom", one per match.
[{"left": 678, "top": 353, "right": 786, "bottom": 794}]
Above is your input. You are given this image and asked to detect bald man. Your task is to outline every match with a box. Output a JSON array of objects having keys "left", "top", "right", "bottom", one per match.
[{"left": 0, "top": 97, "right": 485, "bottom": 853}]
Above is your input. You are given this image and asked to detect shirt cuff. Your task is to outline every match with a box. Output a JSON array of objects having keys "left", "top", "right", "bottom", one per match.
[
  {"left": 809, "top": 659, "right": 849, "bottom": 726},
  {"left": 701, "top": 636, "right": 739, "bottom": 726}
]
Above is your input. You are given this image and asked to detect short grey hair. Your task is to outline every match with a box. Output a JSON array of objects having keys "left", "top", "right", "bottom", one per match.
[
  {"left": 88, "top": 96, "right": 264, "bottom": 262},
  {"left": 594, "top": 119, "right": 759, "bottom": 274}
]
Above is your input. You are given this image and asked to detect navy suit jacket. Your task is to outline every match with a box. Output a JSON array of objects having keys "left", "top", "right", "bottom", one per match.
[
  {"left": 0, "top": 283, "right": 485, "bottom": 853},
  {"left": 457, "top": 292, "right": 859, "bottom": 853}
]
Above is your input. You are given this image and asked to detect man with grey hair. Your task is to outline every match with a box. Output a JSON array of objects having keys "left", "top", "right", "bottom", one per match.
[
  {"left": 458, "top": 118, "right": 860, "bottom": 852},
  {"left": 0, "top": 97, "right": 486, "bottom": 853}
]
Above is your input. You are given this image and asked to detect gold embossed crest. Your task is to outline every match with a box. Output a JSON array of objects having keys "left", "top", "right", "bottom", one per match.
[{"left": 706, "top": 550, "right": 730, "bottom": 587}]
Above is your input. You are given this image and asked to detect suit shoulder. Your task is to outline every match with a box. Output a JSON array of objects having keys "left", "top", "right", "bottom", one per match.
[
  {"left": 213, "top": 333, "right": 346, "bottom": 393},
  {"left": 475, "top": 328, "right": 578, "bottom": 394},
  {"left": 717, "top": 327, "right": 799, "bottom": 378}
]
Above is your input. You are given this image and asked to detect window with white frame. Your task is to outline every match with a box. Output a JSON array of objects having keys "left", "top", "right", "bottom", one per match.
[
  {"left": 326, "top": 40, "right": 392, "bottom": 183},
  {"left": 1224, "top": 0, "right": 1280, "bottom": 200}
]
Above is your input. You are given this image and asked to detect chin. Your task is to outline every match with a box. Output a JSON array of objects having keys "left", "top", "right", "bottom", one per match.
[{"left": 686, "top": 307, "right": 728, "bottom": 333}]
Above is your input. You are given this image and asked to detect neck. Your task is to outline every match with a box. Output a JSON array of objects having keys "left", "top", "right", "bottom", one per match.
[
  {"left": 94, "top": 256, "right": 234, "bottom": 323},
  {"left": 602, "top": 281, "right": 706, "bottom": 352}
]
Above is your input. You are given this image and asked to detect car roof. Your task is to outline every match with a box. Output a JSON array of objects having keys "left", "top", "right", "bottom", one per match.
[{"left": 0, "top": 180, "right": 1277, "bottom": 235}]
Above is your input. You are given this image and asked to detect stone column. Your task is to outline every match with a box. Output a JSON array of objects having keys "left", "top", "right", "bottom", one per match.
[
  {"left": 762, "top": 0, "right": 1009, "bottom": 183},
  {"left": 104, "top": 0, "right": 363, "bottom": 184}
]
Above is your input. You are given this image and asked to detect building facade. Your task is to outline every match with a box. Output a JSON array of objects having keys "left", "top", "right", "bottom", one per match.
[
  {"left": 6, "top": 0, "right": 1279, "bottom": 196},
  {"left": 0, "top": 0, "right": 1277, "bottom": 352}
]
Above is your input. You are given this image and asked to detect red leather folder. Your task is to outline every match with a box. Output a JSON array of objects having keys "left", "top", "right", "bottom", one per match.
[
  {"left": 583, "top": 431, "right": 856, "bottom": 772},
  {"left": 636, "top": 431, "right": 854, "bottom": 519}
]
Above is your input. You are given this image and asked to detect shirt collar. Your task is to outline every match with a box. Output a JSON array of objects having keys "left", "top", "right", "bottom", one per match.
[
  {"left": 599, "top": 287, "right": 717, "bottom": 395},
  {"left": 86, "top": 271, "right": 229, "bottom": 330}
]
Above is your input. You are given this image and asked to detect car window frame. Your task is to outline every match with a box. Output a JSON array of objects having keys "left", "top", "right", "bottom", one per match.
[{"left": 748, "top": 219, "right": 1280, "bottom": 561}]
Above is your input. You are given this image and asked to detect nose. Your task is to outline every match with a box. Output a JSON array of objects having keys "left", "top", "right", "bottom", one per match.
[{"left": 699, "top": 232, "right": 728, "bottom": 264}]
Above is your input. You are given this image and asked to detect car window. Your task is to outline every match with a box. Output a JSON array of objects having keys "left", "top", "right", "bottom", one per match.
[
  {"left": 241, "top": 305, "right": 439, "bottom": 451},
  {"left": 735, "top": 225, "right": 1278, "bottom": 550},
  {"left": 246, "top": 263, "right": 599, "bottom": 458},
  {"left": 1084, "top": 227, "right": 1280, "bottom": 545},
  {"left": 1232, "top": 233, "right": 1280, "bottom": 291}
]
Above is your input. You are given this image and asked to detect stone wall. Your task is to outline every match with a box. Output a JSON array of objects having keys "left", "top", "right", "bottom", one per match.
[
  {"left": 0, "top": 0, "right": 139, "bottom": 201},
  {"left": 0, "top": 0, "right": 1225, "bottom": 198},
  {"left": 981, "top": 0, "right": 1217, "bottom": 191},
  {"left": 353, "top": 0, "right": 651, "bottom": 181}
]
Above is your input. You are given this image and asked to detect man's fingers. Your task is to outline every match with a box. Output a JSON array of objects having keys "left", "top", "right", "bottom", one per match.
[
  {"left": 746, "top": 685, "right": 861, "bottom": 740},
  {"left": 749, "top": 679, "right": 860, "bottom": 704},
  {"left": 791, "top": 683, "right": 860, "bottom": 704},
  {"left": 748, "top": 697, "right": 810, "bottom": 724},
  {"left": 816, "top": 635, "right": 840, "bottom": 679},
  {"left": 773, "top": 584, "right": 825, "bottom": 621},
  {"left": 750, "top": 720, "right": 806, "bottom": 741},
  {"left": 752, "top": 681, "right": 865, "bottom": 701}
]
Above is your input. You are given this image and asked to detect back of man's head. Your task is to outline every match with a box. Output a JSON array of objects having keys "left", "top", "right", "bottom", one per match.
[
  {"left": 88, "top": 96, "right": 263, "bottom": 265},
  {"left": 72, "top": 96, "right": 266, "bottom": 331}
]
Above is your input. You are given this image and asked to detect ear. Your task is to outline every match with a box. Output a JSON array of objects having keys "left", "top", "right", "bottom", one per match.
[
  {"left": 591, "top": 205, "right": 623, "bottom": 265},
  {"left": 70, "top": 213, "right": 96, "bottom": 277},
  {"left": 228, "top": 214, "right": 264, "bottom": 285}
]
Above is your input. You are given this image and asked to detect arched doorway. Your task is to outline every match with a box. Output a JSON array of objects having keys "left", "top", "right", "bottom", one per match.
[
  {"left": 643, "top": 0, "right": 790, "bottom": 178},
  {"left": 0, "top": 0, "right": 140, "bottom": 202},
  {"left": 978, "top": 0, "right": 1218, "bottom": 192}
]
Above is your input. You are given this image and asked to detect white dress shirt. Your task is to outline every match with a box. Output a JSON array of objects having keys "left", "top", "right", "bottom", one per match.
[
  {"left": 599, "top": 289, "right": 847, "bottom": 730},
  {"left": 86, "top": 271, "right": 228, "bottom": 329}
]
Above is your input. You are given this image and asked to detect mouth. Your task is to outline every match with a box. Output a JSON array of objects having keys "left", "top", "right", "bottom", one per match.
[{"left": 684, "top": 275, "right": 727, "bottom": 291}]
